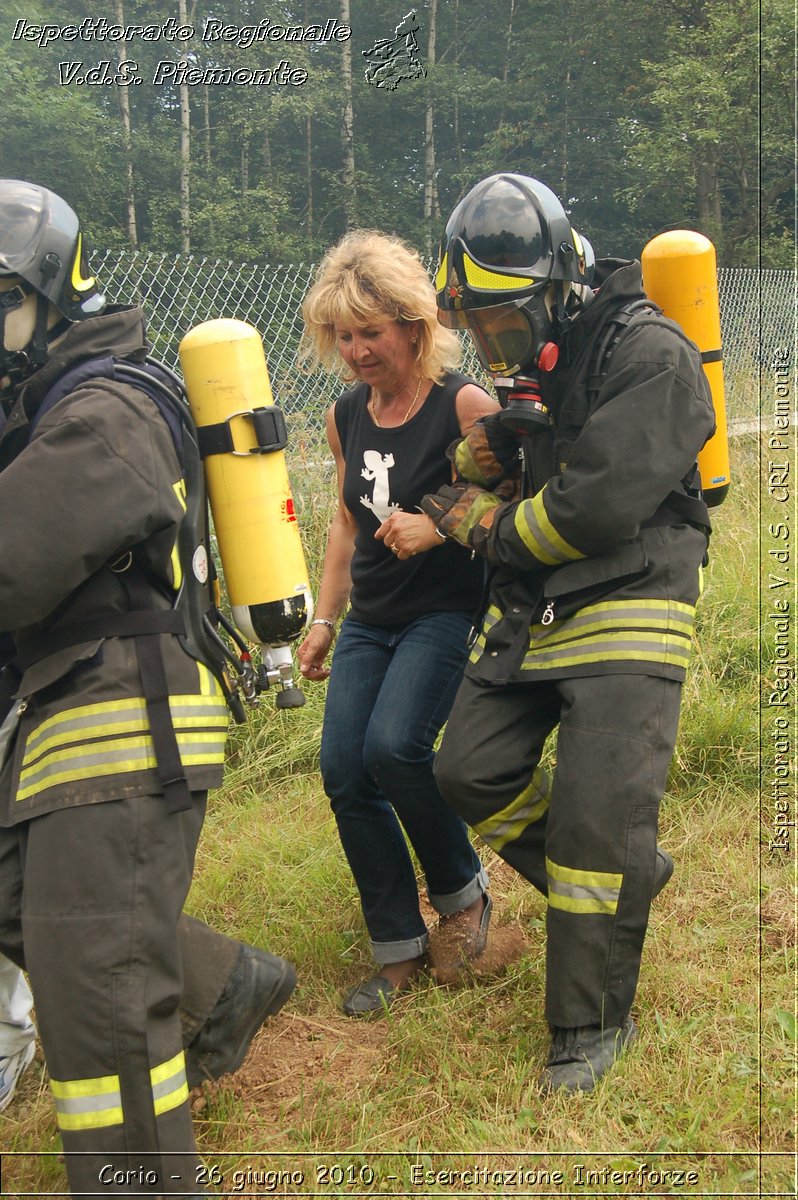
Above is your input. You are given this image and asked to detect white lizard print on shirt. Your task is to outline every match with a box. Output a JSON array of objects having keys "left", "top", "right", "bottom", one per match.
[{"left": 359, "top": 449, "right": 402, "bottom": 521}]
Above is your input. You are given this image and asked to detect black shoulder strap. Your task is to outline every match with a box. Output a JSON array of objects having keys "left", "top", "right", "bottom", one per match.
[
  {"left": 584, "top": 301, "right": 712, "bottom": 539},
  {"left": 29, "top": 354, "right": 189, "bottom": 463},
  {"left": 586, "top": 299, "right": 661, "bottom": 403}
]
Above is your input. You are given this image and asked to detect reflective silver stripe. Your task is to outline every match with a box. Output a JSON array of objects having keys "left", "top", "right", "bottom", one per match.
[
  {"left": 548, "top": 878, "right": 620, "bottom": 911},
  {"left": 151, "top": 1051, "right": 188, "bottom": 1117},
  {"left": 17, "top": 731, "right": 227, "bottom": 802},
  {"left": 51, "top": 1075, "right": 123, "bottom": 1131},
  {"left": 531, "top": 601, "right": 695, "bottom": 645},
  {"left": 475, "top": 767, "right": 550, "bottom": 853},
  {"left": 546, "top": 857, "right": 622, "bottom": 915},
  {"left": 522, "top": 633, "right": 692, "bottom": 671},
  {"left": 471, "top": 599, "right": 695, "bottom": 671},
  {"left": 468, "top": 606, "right": 501, "bottom": 663},
  {"left": 514, "top": 491, "right": 585, "bottom": 566},
  {"left": 23, "top": 696, "right": 228, "bottom": 763}
]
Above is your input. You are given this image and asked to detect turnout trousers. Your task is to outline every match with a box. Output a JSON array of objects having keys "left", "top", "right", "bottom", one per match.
[
  {"left": 435, "top": 673, "right": 682, "bottom": 1029},
  {"left": 0, "top": 792, "right": 239, "bottom": 1198}
]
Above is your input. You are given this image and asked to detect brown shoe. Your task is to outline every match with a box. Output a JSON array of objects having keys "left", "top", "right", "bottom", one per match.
[{"left": 433, "top": 894, "right": 492, "bottom": 970}]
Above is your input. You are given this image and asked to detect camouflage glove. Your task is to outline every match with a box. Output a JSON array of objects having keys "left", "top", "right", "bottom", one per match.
[
  {"left": 452, "top": 413, "right": 522, "bottom": 489},
  {"left": 420, "top": 483, "right": 503, "bottom": 548}
]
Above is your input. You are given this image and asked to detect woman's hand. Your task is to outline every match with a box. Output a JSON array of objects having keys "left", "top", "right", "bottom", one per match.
[
  {"left": 374, "top": 511, "right": 442, "bottom": 560},
  {"left": 297, "top": 623, "right": 335, "bottom": 681}
]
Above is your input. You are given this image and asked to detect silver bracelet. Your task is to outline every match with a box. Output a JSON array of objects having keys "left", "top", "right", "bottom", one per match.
[
  {"left": 310, "top": 618, "right": 336, "bottom": 632},
  {"left": 434, "top": 526, "right": 447, "bottom": 541}
]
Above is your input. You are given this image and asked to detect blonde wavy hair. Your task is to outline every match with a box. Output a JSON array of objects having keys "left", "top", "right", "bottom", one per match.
[{"left": 299, "top": 229, "right": 462, "bottom": 384}]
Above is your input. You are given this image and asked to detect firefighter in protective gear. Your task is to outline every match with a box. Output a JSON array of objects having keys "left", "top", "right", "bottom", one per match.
[
  {"left": 423, "top": 173, "right": 714, "bottom": 1093},
  {"left": 0, "top": 180, "right": 296, "bottom": 1195}
]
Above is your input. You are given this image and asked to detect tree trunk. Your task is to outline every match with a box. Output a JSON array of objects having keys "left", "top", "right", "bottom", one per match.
[
  {"left": 203, "top": 88, "right": 214, "bottom": 244},
  {"left": 306, "top": 114, "right": 314, "bottom": 242},
  {"left": 560, "top": 0, "right": 576, "bottom": 202},
  {"left": 340, "top": 0, "right": 356, "bottom": 228},
  {"left": 453, "top": 0, "right": 462, "bottom": 169},
  {"left": 696, "top": 156, "right": 723, "bottom": 237},
  {"left": 263, "top": 126, "right": 273, "bottom": 185},
  {"left": 503, "top": 0, "right": 516, "bottom": 84},
  {"left": 114, "top": 0, "right": 137, "bottom": 247},
  {"left": 423, "top": 0, "right": 438, "bottom": 254},
  {"left": 497, "top": 0, "right": 516, "bottom": 133},
  {"left": 178, "top": 0, "right": 191, "bottom": 253}
]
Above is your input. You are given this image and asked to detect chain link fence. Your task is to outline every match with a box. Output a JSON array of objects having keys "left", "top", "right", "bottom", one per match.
[{"left": 94, "top": 249, "right": 793, "bottom": 428}]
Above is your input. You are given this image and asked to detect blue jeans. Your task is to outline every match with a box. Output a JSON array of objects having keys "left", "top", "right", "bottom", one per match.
[{"left": 320, "top": 613, "right": 488, "bottom": 965}]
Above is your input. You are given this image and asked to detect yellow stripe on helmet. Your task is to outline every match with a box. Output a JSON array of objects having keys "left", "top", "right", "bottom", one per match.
[
  {"left": 70, "top": 232, "right": 96, "bottom": 294},
  {"left": 461, "top": 250, "right": 538, "bottom": 292}
]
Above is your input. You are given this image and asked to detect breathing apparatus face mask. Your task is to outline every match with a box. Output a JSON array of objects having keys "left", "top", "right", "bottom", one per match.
[
  {"left": 0, "top": 275, "right": 65, "bottom": 398},
  {"left": 443, "top": 283, "right": 579, "bottom": 438},
  {"left": 439, "top": 285, "right": 558, "bottom": 377}
]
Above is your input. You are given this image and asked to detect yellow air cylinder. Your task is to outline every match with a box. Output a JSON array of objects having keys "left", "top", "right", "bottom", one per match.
[
  {"left": 641, "top": 230, "right": 730, "bottom": 505},
  {"left": 179, "top": 318, "right": 312, "bottom": 706}
]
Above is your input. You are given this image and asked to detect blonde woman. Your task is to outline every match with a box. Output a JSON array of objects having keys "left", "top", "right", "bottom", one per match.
[{"left": 298, "top": 231, "right": 499, "bottom": 1016}]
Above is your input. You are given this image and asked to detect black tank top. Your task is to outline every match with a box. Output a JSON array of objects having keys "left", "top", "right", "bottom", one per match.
[{"left": 335, "top": 372, "right": 486, "bottom": 627}]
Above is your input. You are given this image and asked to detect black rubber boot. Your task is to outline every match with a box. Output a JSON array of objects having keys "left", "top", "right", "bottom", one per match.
[
  {"left": 540, "top": 1017, "right": 638, "bottom": 1093},
  {"left": 185, "top": 945, "right": 296, "bottom": 1088},
  {"left": 653, "top": 846, "right": 674, "bottom": 898}
]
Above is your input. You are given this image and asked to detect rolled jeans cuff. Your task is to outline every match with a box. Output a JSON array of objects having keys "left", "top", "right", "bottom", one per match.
[
  {"left": 370, "top": 932, "right": 429, "bottom": 966},
  {"left": 428, "top": 865, "right": 490, "bottom": 917}
]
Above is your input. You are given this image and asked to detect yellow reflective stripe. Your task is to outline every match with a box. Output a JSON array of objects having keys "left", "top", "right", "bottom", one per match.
[
  {"left": 51, "top": 1073, "right": 123, "bottom": 1132},
  {"left": 467, "top": 605, "right": 501, "bottom": 663},
  {"left": 24, "top": 709, "right": 228, "bottom": 768},
  {"left": 522, "top": 632, "right": 693, "bottom": 672},
  {"left": 531, "top": 600, "right": 696, "bottom": 646},
  {"left": 514, "top": 490, "right": 585, "bottom": 565},
  {"left": 462, "top": 250, "right": 537, "bottom": 291},
  {"left": 170, "top": 479, "right": 187, "bottom": 589},
  {"left": 435, "top": 253, "right": 448, "bottom": 291},
  {"left": 546, "top": 856, "right": 622, "bottom": 916},
  {"left": 547, "top": 858, "right": 623, "bottom": 889},
  {"left": 197, "top": 661, "right": 220, "bottom": 697},
  {"left": 69, "top": 232, "right": 96, "bottom": 293},
  {"left": 470, "top": 600, "right": 694, "bottom": 671},
  {"left": 17, "top": 731, "right": 226, "bottom": 801},
  {"left": 475, "top": 767, "right": 550, "bottom": 853},
  {"left": 549, "top": 892, "right": 618, "bottom": 915},
  {"left": 23, "top": 698, "right": 228, "bottom": 766},
  {"left": 151, "top": 1051, "right": 189, "bottom": 1117}
]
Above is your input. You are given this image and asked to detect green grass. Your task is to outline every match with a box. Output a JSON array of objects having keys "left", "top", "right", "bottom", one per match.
[{"left": 4, "top": 435, "right": 793, "bottom": 1199}]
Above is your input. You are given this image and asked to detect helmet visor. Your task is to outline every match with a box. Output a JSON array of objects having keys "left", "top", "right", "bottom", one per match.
[{"left": 439, "top": 302, "right": 535, "bottom": 376}]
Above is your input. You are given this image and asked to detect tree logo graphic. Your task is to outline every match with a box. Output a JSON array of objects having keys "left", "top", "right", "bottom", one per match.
[{"left": 363, "top": 10, "right": 426, "bottom": 90}]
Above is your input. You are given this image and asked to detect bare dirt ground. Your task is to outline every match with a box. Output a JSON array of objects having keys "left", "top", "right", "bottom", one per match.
[
  {"left": 193, "top": 880, "right": 532, "bottom": 1128},
  {"left": 194, "top": 1008, "right": 389, "bottom": 1118}
]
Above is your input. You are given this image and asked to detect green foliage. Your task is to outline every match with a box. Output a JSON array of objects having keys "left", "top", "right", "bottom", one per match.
[
  {"left": 0, "top": 0, "right": 789, "bottom": 263},
  {"left": 619, "top": 0, "right": 792, "bottom": 264}
]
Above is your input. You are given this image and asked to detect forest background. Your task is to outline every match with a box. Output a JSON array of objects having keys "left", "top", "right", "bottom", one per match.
[{"left": 1, "top": 0, "right": 793, "bottom": 270}]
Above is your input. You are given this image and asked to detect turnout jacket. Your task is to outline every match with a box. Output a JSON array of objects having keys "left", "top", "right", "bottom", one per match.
[
  {"left": 0, "top": 306, "right": 227, "bottom": 825},
  {"left": 439, "top": 259, "right": 716, "bottom": 685}
]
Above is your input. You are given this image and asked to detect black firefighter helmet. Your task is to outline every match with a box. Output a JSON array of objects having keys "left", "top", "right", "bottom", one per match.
[
  {"left": 436, "top": 172, "right": 594, "bottom": 377},
  {"left": 0, "top": 180, "right": 106, "bottom": 385}
]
